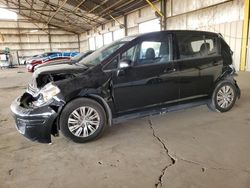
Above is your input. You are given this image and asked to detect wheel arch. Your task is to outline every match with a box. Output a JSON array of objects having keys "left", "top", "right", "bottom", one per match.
[
  {"left": 209, "top": 67, "right": 239, "bottom": 97},
  {"left": 85, "top": 94, "right": 113, "bottom": 126},
  {"left": 57, "top": 94, "right": 113, "bottom": 131}
]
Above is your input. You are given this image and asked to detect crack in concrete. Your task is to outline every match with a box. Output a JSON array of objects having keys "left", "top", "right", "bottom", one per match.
[
  {"left": 176, "top": 156, "right": 250, "bottom": 174},
  {"left": 148, "top": 118, "right": 176, "bottom": 188},
  {"left": 148, "top": 118, "right": 250, "bottom": 187},
  {"left": 8, "top": 168, "right": 14, "bottom": 176},
  {"left": 0, "top": 118, "right": 8, "bottom": 123}
]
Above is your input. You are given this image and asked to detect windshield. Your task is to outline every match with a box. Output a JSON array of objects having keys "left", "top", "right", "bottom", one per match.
[
  {"left": 71, "top": 52, "right": 85, "bottom": 61},
  {"left": 78, "top": 36, "right": 136, "bottom": 66}
]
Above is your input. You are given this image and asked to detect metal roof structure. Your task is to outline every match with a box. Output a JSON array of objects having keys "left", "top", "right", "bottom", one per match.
[{"left": 0, "top": 0, "right": 157, "bottom": 34}]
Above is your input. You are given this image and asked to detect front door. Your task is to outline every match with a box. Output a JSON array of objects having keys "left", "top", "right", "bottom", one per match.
[{"left": 112, "top": 33, "right": 180, "bottom": 113}]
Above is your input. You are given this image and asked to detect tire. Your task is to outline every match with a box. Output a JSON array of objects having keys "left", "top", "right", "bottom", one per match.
[
  {"left": 207, "top": 80, "right": 237, "bottom": 112},
  {"left": 59, "top": 98, "right": 107, "bottom": 143}
]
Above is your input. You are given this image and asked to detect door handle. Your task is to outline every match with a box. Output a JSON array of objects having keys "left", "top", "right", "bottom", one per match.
[
  {"left": 164, "top": 68, "right": 176, "bottom": 73},
  {"left": 213, "top": 61, "right": 220, "bottom": 66}
]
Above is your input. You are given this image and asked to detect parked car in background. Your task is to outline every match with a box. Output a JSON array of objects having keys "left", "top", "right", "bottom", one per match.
[
  {"left": 23, "top": 52, "right": 57, "bottom": 65},
  {"left": 22, "top": 54, "right": 42, "bottom": 65},
  {"left": 34, "top": 50, "right": 94, "bottom": 70},
  {"left": 26, "top": 51, "right": 79, "bottom": 72},
  {"left": 69, "top": 50, "right": 94, "bottom": 63},
  {"left": 11, "top": 31, "right": 240, "bottom": 143}
]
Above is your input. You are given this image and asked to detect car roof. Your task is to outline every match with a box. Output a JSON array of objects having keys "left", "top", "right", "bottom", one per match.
[{"left": 134, "top": 30, "right": 219, "bottom": 38}]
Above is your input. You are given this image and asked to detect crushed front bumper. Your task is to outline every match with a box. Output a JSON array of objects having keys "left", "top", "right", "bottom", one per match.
[{"left": 10, "top": 96, "right": 58, "bottom": 143}]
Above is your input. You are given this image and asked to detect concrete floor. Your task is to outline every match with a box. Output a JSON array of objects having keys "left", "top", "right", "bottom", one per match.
[{"left": 0, "top": 67, "right": 250, "bottom": 188}]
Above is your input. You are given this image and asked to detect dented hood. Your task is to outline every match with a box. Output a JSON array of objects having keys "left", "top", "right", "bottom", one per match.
[
  {"left": 35, "top": 59, "right": 72, "bottom": 69},
  {"left": 34, "top": 62, "right": 88, "bottom": 77},
  {"left": 32, "top": 62, "right": 89, "bottom": 88}
]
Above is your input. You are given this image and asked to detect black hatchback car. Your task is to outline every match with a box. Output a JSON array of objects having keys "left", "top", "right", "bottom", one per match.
[{"left": 11, "top": 30, "right": 240, "bottom": 143}]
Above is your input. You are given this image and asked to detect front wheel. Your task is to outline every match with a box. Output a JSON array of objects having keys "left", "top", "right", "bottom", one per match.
[
  {"left": 60, "top": 98, "right": 107, "bottom": 143},
  {"left": 208, "top": 81, "right": 237, "bottom": 112}
]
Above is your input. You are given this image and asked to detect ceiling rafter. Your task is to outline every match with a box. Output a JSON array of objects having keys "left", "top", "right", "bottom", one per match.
[
  {"left": 38, "top": 0, "right": 102, "bottom": 25},
  {"left": 5, "top": 0, "right": 80, "bottom": 33},
  {"left": 29, "top": 0, "right": 34, "bottom": 17},
  {"left": 0, "top": 0, "right": 157, "bottom": 34},
  {"left": 47, "top": 0, "right": 67, "bottom": 25}
]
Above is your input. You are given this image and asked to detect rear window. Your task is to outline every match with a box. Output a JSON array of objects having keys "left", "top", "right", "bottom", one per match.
[{"left": 176, "top": 33, "right": 218, "bottom": 60}]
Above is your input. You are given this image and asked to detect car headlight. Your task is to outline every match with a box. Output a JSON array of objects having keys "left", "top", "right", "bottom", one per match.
[
  {"left": 41, "top": 83, "right": 60, "bottom": 102},
  {"left": 33, "top": 83, "right": 60, "bottom": 106}
]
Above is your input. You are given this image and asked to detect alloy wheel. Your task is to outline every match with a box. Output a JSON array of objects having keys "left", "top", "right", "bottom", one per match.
[
  {"left": 68, "top": 106, "right": 100, "bottom": 137},
  {"left": 216, "top": 85, "right": 235, "bottom": 109}
]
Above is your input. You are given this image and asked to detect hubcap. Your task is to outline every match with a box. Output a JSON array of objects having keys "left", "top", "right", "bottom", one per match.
[
  {"left": 68, "top": 106, "right": 100, "bottom": 138},
  {"left": 216, "top": 85, "right": 234, "bottom": 109}
]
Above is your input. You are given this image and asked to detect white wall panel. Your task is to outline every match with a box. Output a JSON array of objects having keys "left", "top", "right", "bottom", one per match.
[
  {"left": 127, "top": 26, "right": 139, "bottom": 36},
  {"left": 197, "top": 21, "right": 243, "bottom": 70},
  {"left": 0, "top": 20, "right": 79, "bottom": 59}
]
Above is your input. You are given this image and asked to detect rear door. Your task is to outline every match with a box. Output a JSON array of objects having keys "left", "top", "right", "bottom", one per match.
[{"left": 175, "top": 32, "right": 222, "bottom": 100}]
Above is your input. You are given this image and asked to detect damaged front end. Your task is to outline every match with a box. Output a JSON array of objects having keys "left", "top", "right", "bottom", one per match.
[
  {"left": 10, "top": 62, "right": 89, "bottom": 143},
  {"left": 10, "top": 81, "right": 65, "bottom": 143}
]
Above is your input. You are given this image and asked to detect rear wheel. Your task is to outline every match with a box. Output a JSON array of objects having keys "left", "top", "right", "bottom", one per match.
[
  {"left": 208, "top": 81, "right": 237, "bottom": 112},
  {"left": 60, "top": 98, "right": 107, "bottom": 143}
]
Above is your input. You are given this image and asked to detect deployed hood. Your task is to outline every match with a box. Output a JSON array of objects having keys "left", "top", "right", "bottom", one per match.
[{"left": 32, "top": 62, "right": 88, "bottom": 88}]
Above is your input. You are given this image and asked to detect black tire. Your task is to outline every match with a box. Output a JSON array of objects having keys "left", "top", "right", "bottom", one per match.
[
  {"left": 207, "top": 80, "right": 237, "bottom": 112},
  {"left": 59, "top": 98, "right": 107, "bottom": 143}
]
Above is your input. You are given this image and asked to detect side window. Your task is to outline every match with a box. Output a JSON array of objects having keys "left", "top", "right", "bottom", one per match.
[
  {"left": 205, "top": 36, "right": 218, "bottom": 56},
  {"left": 104, "top": 44, "right": 137, "bottom": 70},
  {"left": 103, "top": 56, "right": 118, "bottom": 70},
  {"left": 136, "top": 39, "right": 170, "bottom": 65},
  {"left": 177, "top": 34, "right": 218, "bottom": 60},
  {"left": 121, "top": 45, "right": 136, "bottom": 61},
  {"left": 191, "top": 40, "right": 205, "bottom": 52}
]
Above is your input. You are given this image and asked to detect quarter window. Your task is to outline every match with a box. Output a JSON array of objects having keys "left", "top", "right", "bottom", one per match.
[
  {"left": 103, "top": 57, "right": 118, "bottom": 70},
  {"left": 121, "top": 45, "right": 137, "bottom": 61}
]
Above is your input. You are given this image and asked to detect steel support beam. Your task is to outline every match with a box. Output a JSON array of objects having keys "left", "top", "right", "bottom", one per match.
[
  {"left": 16, "top": 19, "right": 22, "bottom": 65},
  {"left": 160, "top": 0, "right": 167, "bottom": 30},
  {"left": 240, "top": 0, "right": 250, "bottom": 71},
  {"left": 145, "top": 0, "right": 164, "bottom": 18},
  {"left": 47, "top": 0, "right": 67, "bottom": 25},
  {"left": 78, "top": 34, "right": 81, "bottom": 52},
  {"left": 16, "top": 19, "right": 22, "bottom": 53},
  {"left": 124, "top": 15, "right": 128, "bottom": 36},
  {"left": 48, "top": 25, "right": 52, "bottom": 51}
]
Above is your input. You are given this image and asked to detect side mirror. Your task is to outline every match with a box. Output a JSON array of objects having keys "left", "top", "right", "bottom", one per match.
[
  {"left": 117, "top": 59, "right": 132, "bottom": 76},
  {"left": 118, "top": 59, "right": 131, "bottom": 69}
]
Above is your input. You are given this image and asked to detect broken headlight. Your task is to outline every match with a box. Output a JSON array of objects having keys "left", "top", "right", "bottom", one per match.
[{"left": 33, "top": 83, "right": 60, "bottom": 106}]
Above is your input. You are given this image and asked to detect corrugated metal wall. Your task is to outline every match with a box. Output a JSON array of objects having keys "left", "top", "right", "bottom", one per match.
[
  {"left": 198, "top": 21, "right": 243, "bottom": 71},
  {"left": 166, "top": 0, "right": 244, "bottom": 70},
  {"left": 81, "top": 0, "right": 246, "bottom": 70}
]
